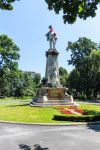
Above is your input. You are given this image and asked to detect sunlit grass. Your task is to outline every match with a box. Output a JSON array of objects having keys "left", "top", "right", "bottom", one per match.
[
  {"left": 79, "top": 104, "right": 100, "bottom": 112},
  {"left": 0, "top": 104, "right": 99, "bottom": 123},
  {"left": 0, "top": 104, "right": 63, "bottom": 123}
]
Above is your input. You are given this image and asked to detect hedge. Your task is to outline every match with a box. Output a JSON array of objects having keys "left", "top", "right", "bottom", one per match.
[{"left": 53, "top": 114, "right": 100, "bottom": 122}]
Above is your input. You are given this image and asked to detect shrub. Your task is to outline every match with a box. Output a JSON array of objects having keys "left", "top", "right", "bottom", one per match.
[{"left": 53, "top": 113, "right": 100, "bottom": 122}]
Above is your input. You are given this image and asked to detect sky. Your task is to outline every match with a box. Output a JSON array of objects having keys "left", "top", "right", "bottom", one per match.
[{"left": 0, "top": 1, "right": 100, "bottom": 77}]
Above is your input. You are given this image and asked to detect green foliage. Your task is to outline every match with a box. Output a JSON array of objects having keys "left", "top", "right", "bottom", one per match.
[
  {"left": 41, "top": 77, "right": 47, "bottom": 86},
  {"left": 33, "top": 73, "right": 41, "bottom": 85},
  {"left": 90, "top": 50, "right": 100, "bottom": 94},
  {"left": 67, "top": 68, "right": 80, "bottom": 95},
  {"left": 14, "top": 71, "right": 40, "bottom": 97},
  {"left": 59, "top": 66, "right": 68, "bottom": 76},
  {"left": 0, "top": 35, "right": 20, "bottom": 69},
  {"left": 0, "top": 0, "right": 19, "bottom": 10},
  {"left": 59, "top": 67, "right": 68, "bottom": 87},
  {"left": 1, "top": 1, "right": 99, "bottom": 24},
  {"left": 67, "top": 37, "right": 100, "bottom": 98},
  {"left": 66, "top": 37, "right": 97, "bottom": 67},
  {"left": 45, "top": 0, "right": 100, "bottom": 24},
  {"left": 53, "top": 114, "right": 100, "bottom": 122},
  {"left": 0, "top": 35, "right": 41, "bottom": 98},
  {"left": 0, "top": 35, "right": 20, "bottom": 96}
]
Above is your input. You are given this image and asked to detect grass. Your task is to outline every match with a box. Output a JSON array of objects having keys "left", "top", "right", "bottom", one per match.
[
  {"left": 0, "top": 104, "right": 65, "bottom": 123},
  {"left": 0, "top": 103, "right": 100, "bottom": 123},
  {"left": 0, "top": 97, "right": 31, "bottom": 102},
  {"left": 79, "top": 104, "right": 100, "bottom": 112}
]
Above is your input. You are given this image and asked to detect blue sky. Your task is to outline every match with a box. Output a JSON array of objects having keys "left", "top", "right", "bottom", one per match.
[{"left": 0, "top": 1, "right": 100, "bottom": 77}]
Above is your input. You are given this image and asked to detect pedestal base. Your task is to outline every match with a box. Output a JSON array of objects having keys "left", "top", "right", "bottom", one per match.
[{"left": 31, "top": 87, "right": 77, "bottom": 107}]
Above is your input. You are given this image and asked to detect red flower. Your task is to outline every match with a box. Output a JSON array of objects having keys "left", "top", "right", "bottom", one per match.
[{"left": 58, "top": 107, "right": 86, "bottom": 115}]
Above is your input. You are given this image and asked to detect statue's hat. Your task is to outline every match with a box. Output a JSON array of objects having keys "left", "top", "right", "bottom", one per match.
[{"left": 49, "top": 25, "right": 52, "bottom": 29}]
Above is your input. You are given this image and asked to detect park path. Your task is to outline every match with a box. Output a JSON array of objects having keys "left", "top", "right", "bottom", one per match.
[{"left": 0, "top": 122, "right": 100, "bottom": 150}]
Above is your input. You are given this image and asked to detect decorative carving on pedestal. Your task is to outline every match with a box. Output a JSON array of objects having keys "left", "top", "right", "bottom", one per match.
[{"left": 45, "top": 49, "right": 61, "bottom": 88}]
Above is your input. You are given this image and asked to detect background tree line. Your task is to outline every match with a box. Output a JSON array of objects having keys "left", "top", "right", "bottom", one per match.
[
  {"left": 0, "top": 35, "right": 41, "bottom": 97},
  {"left": 59, "top": 37, "right": 100, "bottom": 99},
  {"left": 0, "top": 1, "right": 100, "bottom": 99},
  {"left": 0, "top": 35, "right": 100, "bottom": 99}
]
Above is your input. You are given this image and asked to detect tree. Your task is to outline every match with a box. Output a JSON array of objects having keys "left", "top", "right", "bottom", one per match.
[
  {"left": 33, "top": 73, "right": 41, "bottom": 86},
  {"left": 0, "top": 0, "right": 19, "bottom": 10},
  {"left": 90, "top": 50, "right": 100, "bottom": 96},
  {"left": 14, "top": 71, "right": 41, "bottom": 97},
  {"left": 1, "top": 1, "right": 100, "bottom": 24},
  {"left": 45, "top": 0, "right": 100, "bottom": 24},
  {"left": 66, "top": 37, "right": 97, "bottom": 67},
  {"left": 66, "top": 37, "right": 99, "bottom": 98},
  {"left": 67, "top": 68, "right": 80, "bottom": 94},
  {"left": 59, "top": 66, "right": 68, "bottom": 87},
  {"left": 0, "top": 35, "right": 20, "bottom": 96},
  {"left": 0, "top": 35, "right": 20, "bottom": 69}
]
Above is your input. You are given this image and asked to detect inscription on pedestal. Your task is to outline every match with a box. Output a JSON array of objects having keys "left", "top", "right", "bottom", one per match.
[{"left": 47, "top": 88, "right": 65, "bottom": 98}]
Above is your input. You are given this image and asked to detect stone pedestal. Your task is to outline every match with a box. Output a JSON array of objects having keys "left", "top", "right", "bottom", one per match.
[
  {"left": 45, "top": 49, "right": 61, "bottom": 87},
  {"left": 31, "top": 48, "right": 76, "bottom": 106},
  {"left": 31, "top": 87, "right": 76, "bottom": 106}
]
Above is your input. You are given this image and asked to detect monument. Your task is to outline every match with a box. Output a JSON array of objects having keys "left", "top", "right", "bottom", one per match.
[{"left": 31, "top": 25, "right": 76, "bottom": 106}]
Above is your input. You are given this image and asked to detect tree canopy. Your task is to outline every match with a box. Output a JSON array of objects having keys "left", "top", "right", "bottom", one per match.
[
  {"left": 0, "top": 34, "right": 20, "bottom": 96},
  {"left": 0, "top": 0, "right": 19, "bottom": 10},
  {"left": 0, "top": 34, "right": 20, "bottom": 70},
  {"left": 0, "top": 1, "right": 100, "bottom": 24},
  {"left": 45, "top": 0, "right": 100, "bottom": 24},
  {"left": 66, "top": 37, "right": 97, "bottom": 67},
  {"left": 67, "top": 37, "right": 100, "bottom": 98}
]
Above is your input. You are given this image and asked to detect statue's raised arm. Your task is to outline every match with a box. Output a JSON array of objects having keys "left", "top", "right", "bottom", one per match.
[{"left": 45, "top": 25, "right": 57, "bottom": 49}]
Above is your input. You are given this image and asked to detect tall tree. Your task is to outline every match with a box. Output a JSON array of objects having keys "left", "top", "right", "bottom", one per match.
[
  {"left": 66, "top": 37, "right": 97, "bottom": 68},
  {"left": 0, "top": 35, "right": 20, "bottom": 96},
  {"left": 45, "top": 0, "right": 100, "bottom": 24},
  {"left": 90, "top": 50, "right": 100, "bottom": 96},
  {"left": 66, "top": 37, "right": 99, "bottom": 98},
  {"left": 0, "top": 35, "right": 20, "bottom": 69}
]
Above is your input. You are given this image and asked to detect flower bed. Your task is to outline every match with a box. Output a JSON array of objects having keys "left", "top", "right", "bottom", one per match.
[
  {"left": 57, "top": 106, "right": 87, "bottom": 115},
  {"left": 53, "top": 105, "right": 100, "bottom": 122}
]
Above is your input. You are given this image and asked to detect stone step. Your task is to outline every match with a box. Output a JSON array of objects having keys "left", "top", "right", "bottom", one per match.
[
  {"left": 29, "top": 102, "right": 75, "bottom": 107},
  {"left": 47, "top": 98, "right": 67, "bottom": 100},
  {"left": 44, "top": 100, "right": 70, "bottom": 103}
]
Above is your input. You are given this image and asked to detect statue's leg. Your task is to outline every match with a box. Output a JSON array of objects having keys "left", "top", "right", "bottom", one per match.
[
  {"left": 49, "top": 40, "right": 52, "bottom": 49},
  {"left": 53, "top": 41, "right": 56, "bottom": 49}
]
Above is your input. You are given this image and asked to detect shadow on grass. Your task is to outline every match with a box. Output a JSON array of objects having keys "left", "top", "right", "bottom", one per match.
[
  {"left": 19, "top": 144, "right": 49, "bottom": 150},
  {"left": 5, "top": 104, "right": 28, "bottom": 107}
]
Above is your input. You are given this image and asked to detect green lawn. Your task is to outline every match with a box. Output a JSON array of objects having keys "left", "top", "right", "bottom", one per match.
[
  {"left": 0, "top": 103, "right": 100, "bottom": 123},
  {"left": 80, "top": 104, "right": 100, "bottom": 112},
  {"left": 0, "top": 104, "right": 63, "bottom": 123}
]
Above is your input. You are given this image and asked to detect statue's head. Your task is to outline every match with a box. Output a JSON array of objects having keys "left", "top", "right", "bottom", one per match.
[{"left": 49, "top": 25, "right": 52, "bottom": 29}]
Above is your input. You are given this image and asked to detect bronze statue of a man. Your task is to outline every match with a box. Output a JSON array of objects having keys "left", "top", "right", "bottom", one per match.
[{"left": 45, "top": 25, "right": 57, "bottom": 49}]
